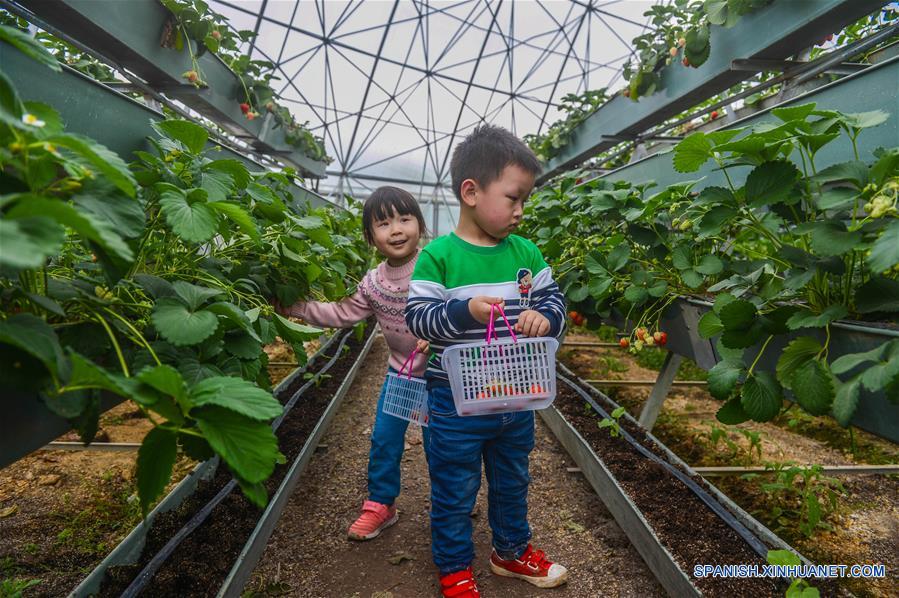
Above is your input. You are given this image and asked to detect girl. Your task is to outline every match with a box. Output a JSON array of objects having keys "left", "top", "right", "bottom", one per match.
[{"left": 275, "top": 186, "right": 429, "bottom": 541}]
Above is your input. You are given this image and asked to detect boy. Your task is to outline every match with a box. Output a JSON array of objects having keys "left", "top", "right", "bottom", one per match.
[{"left": 405, "top": 125, "right": 568, "bottom": 597}]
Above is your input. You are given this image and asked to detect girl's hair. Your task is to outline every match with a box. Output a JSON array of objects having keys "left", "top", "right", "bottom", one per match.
[{"left": 361, "top": 186, "right": 427, "bottom": 244}]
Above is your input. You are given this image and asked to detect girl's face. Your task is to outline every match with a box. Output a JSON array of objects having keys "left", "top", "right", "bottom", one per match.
[{"left": 370, "top": 208, "right": 421, "bottom": 264}]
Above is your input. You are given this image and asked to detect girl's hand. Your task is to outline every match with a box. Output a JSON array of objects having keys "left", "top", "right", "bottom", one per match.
[
  {"left": 415, "top": 339, "right": 430, "bottom": 354},
  {"left": 271, "top": 298, "right": 290, "bottom": 317},
  {"left": 515, "top": 310, "right": 550, "bottom": 337},
  {"left": 469, "top": 296, "right": 505, "bottom": 324}
]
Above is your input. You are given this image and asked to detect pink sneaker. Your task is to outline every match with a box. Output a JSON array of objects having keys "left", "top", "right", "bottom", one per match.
[{"left": 347, "top": 500, "right": 398, "bottom": 540}]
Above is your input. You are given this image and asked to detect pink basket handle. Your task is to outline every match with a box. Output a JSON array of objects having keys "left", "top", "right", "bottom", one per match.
[
  {"left": 487, "top": 304, "right": 518, "bottom": 345},
  {"left": 397, "top": 348, "right": 419, "bottom": 379}
]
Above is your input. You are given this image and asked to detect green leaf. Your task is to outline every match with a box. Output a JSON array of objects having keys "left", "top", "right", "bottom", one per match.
[
  {"left": 585, "top": 252, "right": 607, "bottom": 275},
  {"left": 606, "top": 244, "right": 630, "bottom": 272},
  {"left": 0, "top": 217, "right": 65, "bottom": 269},
  {"left": 673, "top": 132, "right": 713, "bottom": 173},
  {"left": 204, "top": 159, "right": 250, "bottom": 189},
  {"left": 224, "top": 331, "right": 262, "bottom": 359},
  {"left": 786, "top": 304, "right": 848, "bottom": 330},
  {"left": 831, "top": 378, "right": 861, "bottom": 427},
  {"left": 194, "top": 405, "right": 282, "bottom": 484},
  {"left": 672, "top": 245, "right": 692, "bottom": 270},
  {"left": 152, "top": 119, "right": 208, "bottom": 154},
  {"left": 159, "top": 187, "right": 218, "bottom": 243},
  {"left": 137, "top": 427, "right": 177, "bottom": 516},
  {"left": 236, "top": 477, "right": 269, "bottom": 508},
  {"left": 719, "top": 299, "right": 756, "bottom": 330},
  {"left": 696, "top": 186, "right": 735, "bottom": 206},
  {"left": 684, "top": 25, "right": 710, "bottom": 66},
  {"left": 47, "top": 134, "right": 136, "bottom": 197},
  {"left": 200, "top": 169, "right": 234, "bottom": 202},
  {"left": 681, "top": 269, "right": 704, "bottom": 289},
  {"left": 74, "top": 191, "right": 146, "bottom": 239},
  {"left": 588, "top": 277, "right": 613, "bottom": 299},
  {"left": 808, "top": 221, "right": 862, "bottom": 257},
  {"left": 7, "top": 197, "right": 134, "bottom": 262},
  {"left": 708, "top": 360, "right": 744, "bottom": 400},
  {"left": 151, "top": 298, "right": 219, "bottom": 346},
  {"left": 867, "top": 220, "right": 899, "bottom": 273},
  {"left": 0, "top": 24, "right": 62, "bottom": 71},
  {"left": 0, "top": 313, "right": 68, "bottom": 382},
  {"left": 744, "top": 160, "right": 799, "bottom": 207},
  {"left": 189, "top": 376, "right": 282, "bottom": 420},
  {"left": 830, "top": 343, "right": 887, "bottom": 375},
  {"left": 740, "top": 372, "right": 783, "bottom": 422},
  {"left": 704, "top": 0, "right": 728, "bottom": 25},
  {"left": 767, "top": 549, "right": 801, "bottom": 567},
  {"left": 698, "top": 205, "right": 737, "bottom": 237},
  {"left": 206, "top": 302, "right": 261, "bottom": 342},
  {"left": 624, "top": 285, "right": 649, "bottom": 306},
  {"left": 208, "top": 201, "right": 259, "bottom": 242},
  {"left": 273, "top": 313, "right": 322, "bottom": 344},
  {"left": 854, "top": 276, "right": 899, "bottom": 314},
  {"left": 695, "top": 255, "right": 724, "bottom": 275},
  {"left": 776, "top": 336, "right": 822, "bottom": 390},
  {"left": 568, "top": 284, "right": 588, "bottom": 302},
  {"left": 815, "top": 187, "right": 856, "bottom": 211},
  {"left": 647, "top": 279, "right": 668, "bottom": 298},
  {"left": 811, "top": 160, "right": 868, "bottom": 186},
  {"left": 698, "top": 311, "right": 723, "bottom": 338},
  {"left": 136, "top": 364, "right": 187, "bottom": 405},
  {"left": 790, "top": 359, "right": 834, "bottom": 415},
  {"left": 173, "top": 281, "right": 222, "bottom": 311},
  {"left": 842, "top": 110, "right": 889, "bottom": 130},
  {"left": 859, "top": 349, "right": 899, "bottom": 392},
  {"left": 771, "top": 103, "right": 816, "bottom": 123},
  {"left": 716, "top": 398, "right": 750, "bottom": 425}
]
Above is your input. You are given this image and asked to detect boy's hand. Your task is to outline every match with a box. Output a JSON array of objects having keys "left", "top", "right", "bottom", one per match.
[
  {"left": 515, "top": 310, "right": 550, "bottom": 337},
  {"left": 415, "top": 339, "right": 430, "bottom": 354},
  {"left": 469, "top": 296, "right": 505, "bottom": 324}
]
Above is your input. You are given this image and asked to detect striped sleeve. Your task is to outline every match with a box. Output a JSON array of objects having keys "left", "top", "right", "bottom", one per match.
[
  {"left": 529, "top": 246, "right": 566, "bottom": 339},
  {"left": 405, "top": 249, "right": 477, "bottom": 341}
]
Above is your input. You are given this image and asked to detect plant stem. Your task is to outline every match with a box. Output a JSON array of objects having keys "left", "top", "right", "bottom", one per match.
[{"left": 747, "top": 335, "right": 774, "bottom": 376}]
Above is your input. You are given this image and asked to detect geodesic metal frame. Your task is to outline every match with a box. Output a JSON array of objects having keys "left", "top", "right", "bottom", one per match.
[{"left": 210, "top": 0, "right": 654, "bottom": 235}]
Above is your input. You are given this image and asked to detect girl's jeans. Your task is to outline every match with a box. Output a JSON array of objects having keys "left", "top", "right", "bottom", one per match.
[
  {"left": 368, "top": 368, "right": 430, "bottom": 505},
  {"left": 426, "top": 385, "right": 534, "bottom": 574}
]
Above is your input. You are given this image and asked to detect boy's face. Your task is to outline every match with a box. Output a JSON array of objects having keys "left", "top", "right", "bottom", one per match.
[{"left": 463, "top": 164, "right": 535, "bottom": 240}]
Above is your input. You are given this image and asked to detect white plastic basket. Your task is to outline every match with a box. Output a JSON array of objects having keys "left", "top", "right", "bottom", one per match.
[
  {"left": 381, "top": 350, "right": 429, "bottom": 426},
  {"left": 443, "top": 304, "right": 558, "bottom": 416}
]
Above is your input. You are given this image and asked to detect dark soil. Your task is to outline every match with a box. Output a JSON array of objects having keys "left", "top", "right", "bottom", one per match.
[
  {"left": 98, "top": 326, "right": 372, "bottom": 597},
  {"left": 553, "top": 379, "right": 787, "bottom": 597}
]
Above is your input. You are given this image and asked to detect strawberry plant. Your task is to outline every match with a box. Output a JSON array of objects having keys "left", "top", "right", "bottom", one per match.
[
  {"left": 622, "top": 0, "right": 771, "bottom": 101},
  {"left": 524, "top": 88, "right": 608, "bottom": 163},
  {"left": 158, "top": 0, "right": 330, "bottom": 163},
  {"left": 522, "top": 102, "right": 899, "bottom": 431},
  {"left": 0, "top": 27, "right": 367, "bottom": 513}
]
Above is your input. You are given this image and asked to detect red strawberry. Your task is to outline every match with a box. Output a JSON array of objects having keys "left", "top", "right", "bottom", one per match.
[
  {"left": 659, "top": 332, "right": 668, "bottom": 346},
  {"left": 619, "top": 338, "right": 629, "bottom": 348},
  {"left": 682, "top": 57, "right": 690, "bottom": 67},
  {"left": 183, "top": 70, "right": 198, "bottom": 83},
  {"left": 239, "top": 102, "right": 251, "bottom": 114},
  {"left": 246, "top": 111, "right": 258, "bottom": 121},
  {"left": 211, "top": 30, "right": 222, "bottom": 40},
  {"left": 710, "top": 110, "right": 719, "bottom": 120}
]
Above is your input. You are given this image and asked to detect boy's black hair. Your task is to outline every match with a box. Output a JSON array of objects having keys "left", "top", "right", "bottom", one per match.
[
  {"left": 450, "top": 124, "right": 542, "bottom": 202},
  {"left": 361, "top": 186, "right": 427, "bottom": 244}
]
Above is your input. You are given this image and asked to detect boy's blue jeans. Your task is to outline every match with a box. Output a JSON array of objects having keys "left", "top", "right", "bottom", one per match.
[
  {"left": 427, "top": 385, "right": 534, "bottom": 575},
  {"left": 368, "top": 368, "right": 430, "bottom": 505}
]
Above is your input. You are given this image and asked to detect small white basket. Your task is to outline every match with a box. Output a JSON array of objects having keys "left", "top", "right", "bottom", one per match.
[
  {"left": 381, "top": 350, "right": 429, "bottom": 426},
  {"left": 442, "top": 304, "right": 558, "bottom": 416}
]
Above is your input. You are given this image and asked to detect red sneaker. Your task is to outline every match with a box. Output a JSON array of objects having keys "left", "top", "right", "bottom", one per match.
[
  {"left": 439, "top": 566, "right": 481, "bottom": 597},
  {"left": 347, "top": 500, "right": 398, "bottom": 540},
  {"left": 489, "top": 544, "right": 568, "bottom": 588}
]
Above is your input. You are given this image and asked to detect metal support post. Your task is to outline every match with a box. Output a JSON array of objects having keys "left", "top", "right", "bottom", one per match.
[{"left": 637, "top": 350, "right": 683, "bottom": 431}]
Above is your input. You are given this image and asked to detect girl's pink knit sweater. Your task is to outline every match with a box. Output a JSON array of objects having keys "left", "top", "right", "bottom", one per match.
[{"left": 287, "top": 251, "right": 426, "bottom": 377}]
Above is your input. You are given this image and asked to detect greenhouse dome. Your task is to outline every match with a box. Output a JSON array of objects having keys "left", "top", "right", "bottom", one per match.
[{"left": 1, "top": 1, "right": 897, "bottom": 597}]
